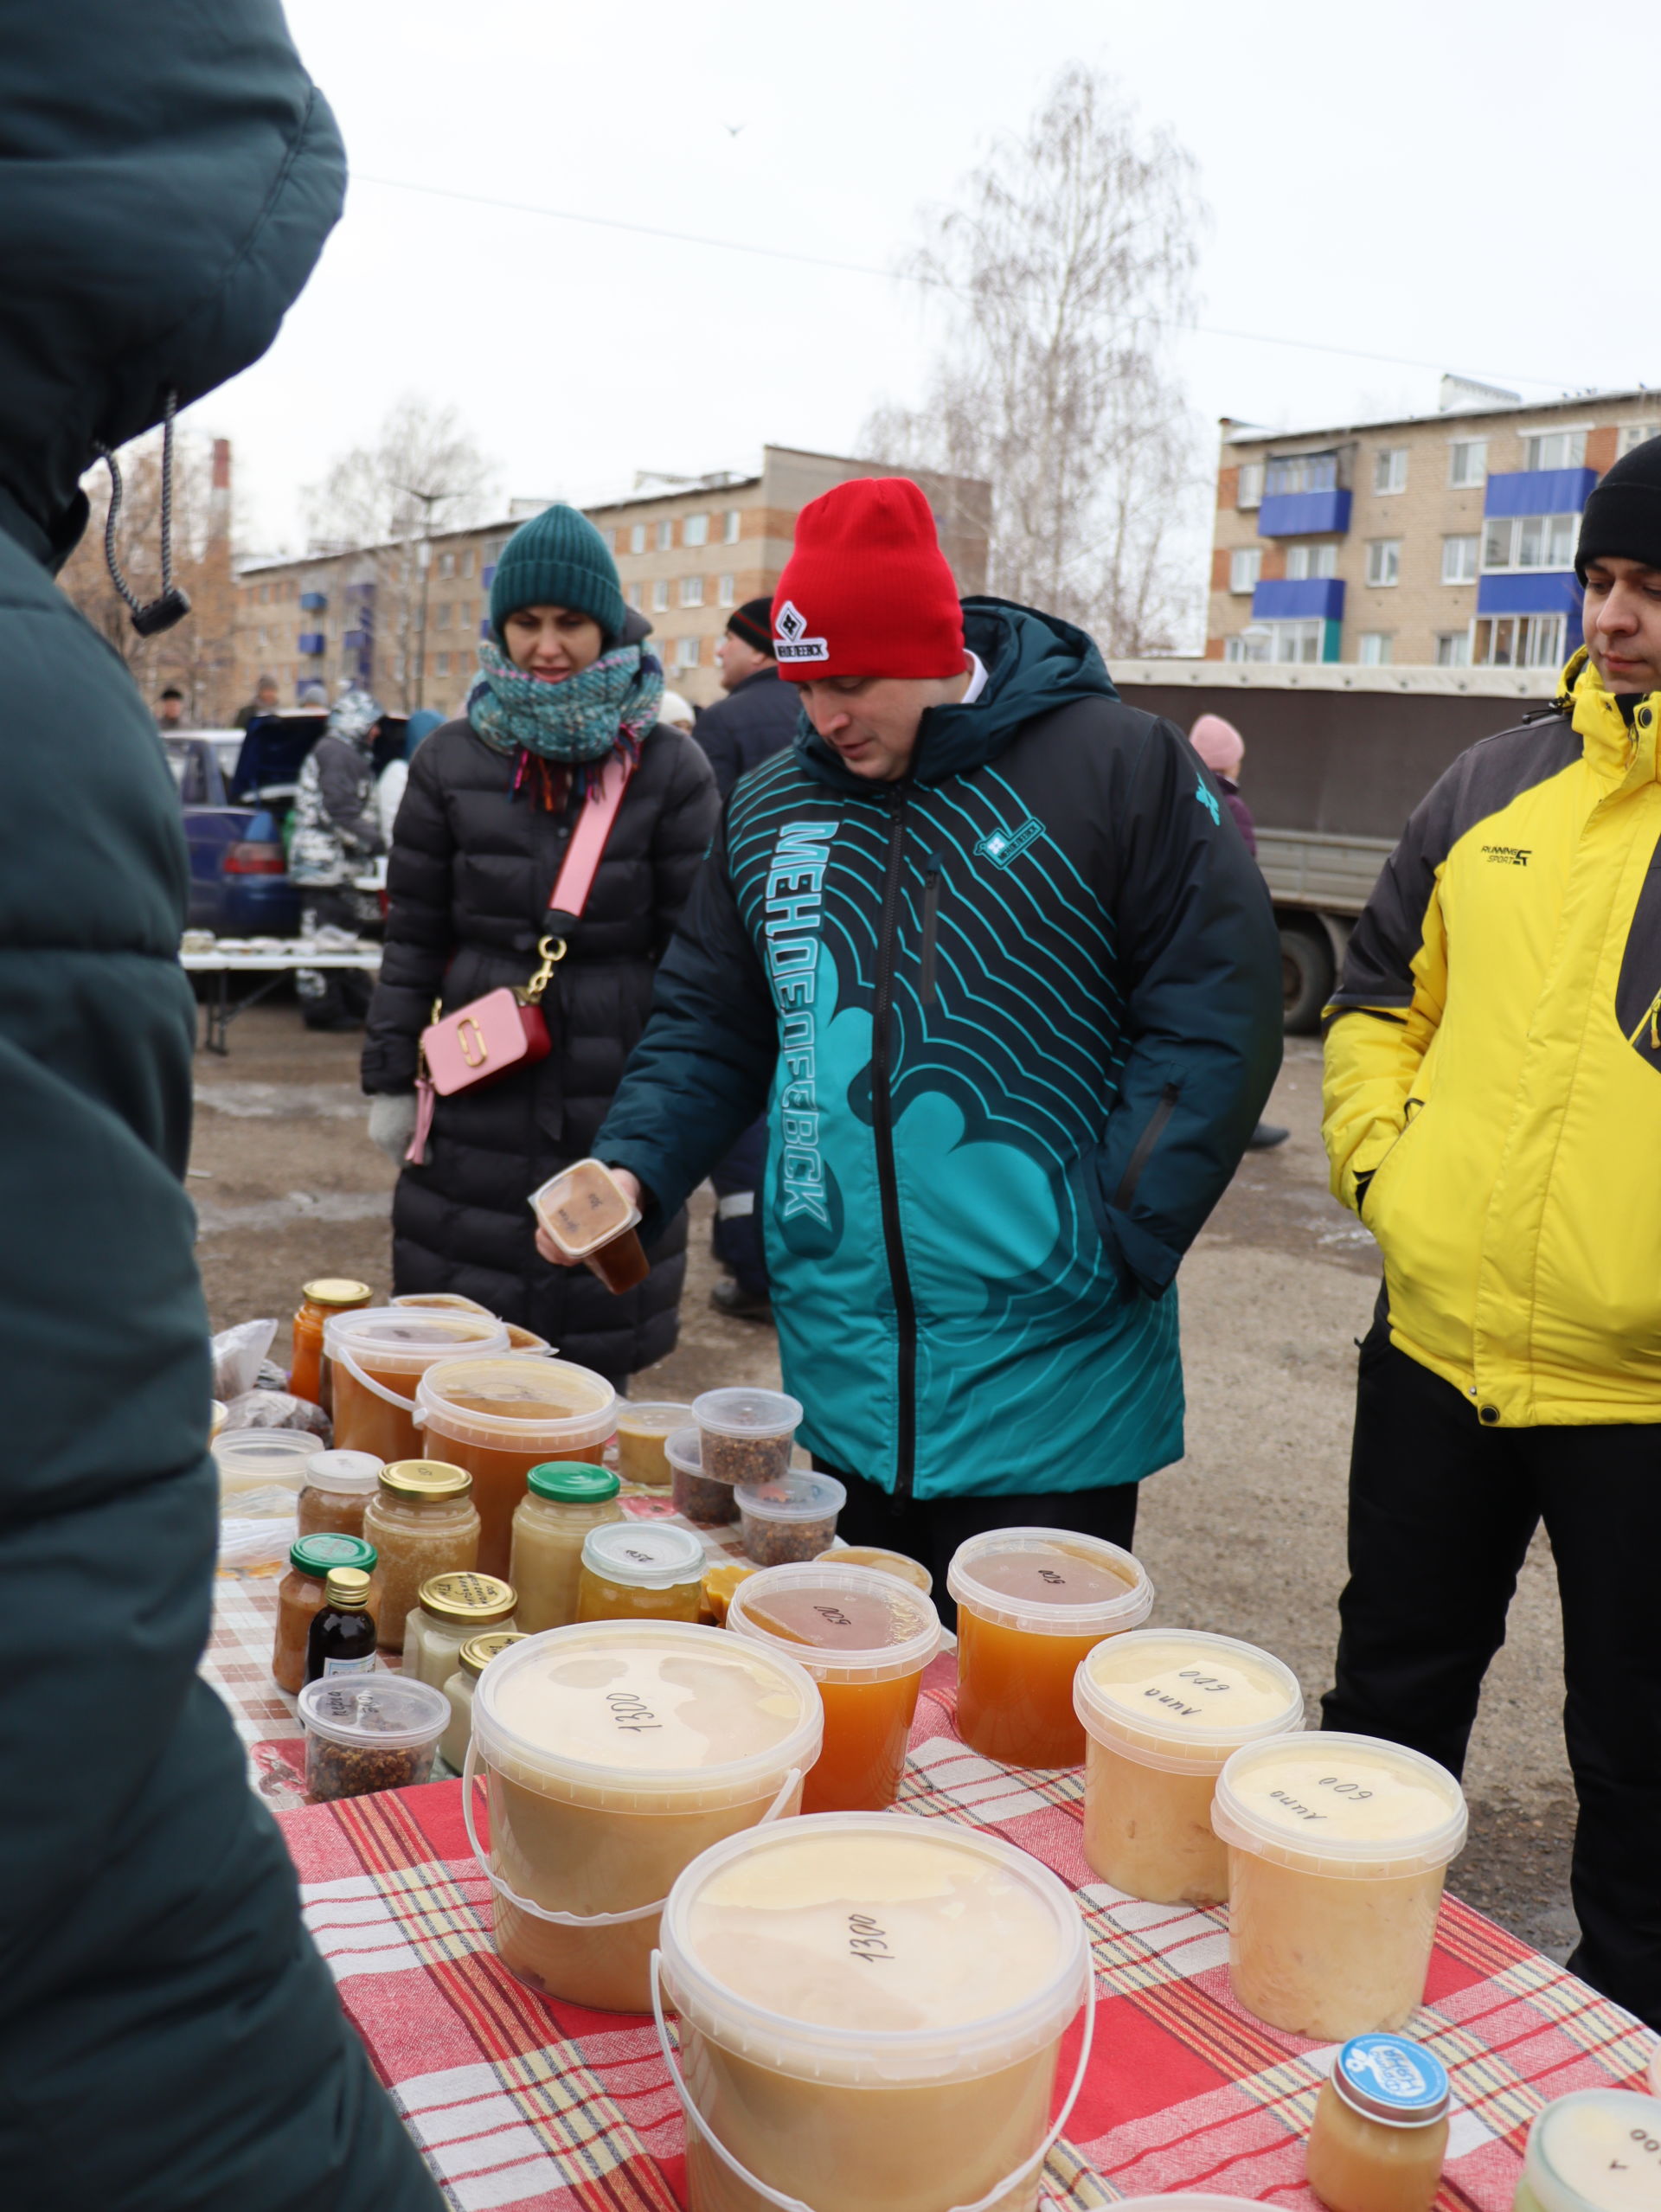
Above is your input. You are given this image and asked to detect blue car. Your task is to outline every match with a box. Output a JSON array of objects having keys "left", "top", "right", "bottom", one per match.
[{"left": 164, "top": 731, "right": 300, "bottom": 936}]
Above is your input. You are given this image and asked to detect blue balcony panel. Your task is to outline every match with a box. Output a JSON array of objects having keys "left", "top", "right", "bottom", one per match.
[
  {"left": 342, "top": 627, "right": 371, "bottom": 651},
  {"left": 1257, "top": 488, "right": 1352, "bottom": 539},
  {"left": 1484, "top": 468, "right": 1598, "bottom": 518},
  {"left": 298, "top": 589, "right": 327, "bottom": 611},
  {"left": 1476, "top": 572, "right": 1582, "bottom": 615},
  {"left": 481, "top": 563, "right": 497, "bottom": 587},
  {"left": 297, "top": 631, "right": 326, "bottom": 655},
  {"left": 1252, "top": 577, "right": 1346, "bottom": 622},
  {"left": 479, "top": 619, "right": 492, "bottom": 638}
]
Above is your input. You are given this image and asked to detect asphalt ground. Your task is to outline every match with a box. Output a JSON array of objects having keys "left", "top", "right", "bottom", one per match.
[{"left": 190, "top": 1002, "right": 1578, "bottom": 1961}]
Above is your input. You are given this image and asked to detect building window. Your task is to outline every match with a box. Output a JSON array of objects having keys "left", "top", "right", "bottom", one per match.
[
  {"left": 1474, "top": 613, "right": 1566, "bottom": 668},
  {"left": 1448, "top": 439, "right": 1487, "bottom": 488},
  {"left": 258, "top": 582, "right": 270, "bottom": 605},
  {"left": 723, "top": 509, "right": 741, "bottom": 543},
  {"left": 656, "top": 519, "right": 674, "bottom": 552},
  {"left": 1523, "top": 429, "right": 1587, "bottom": 471},
  {"left": 674, "top": 638, "right": 699, "bottom": 670},
  {"left": 439, "top": 552, "right": 454, "bottom": 579},
  {"left": 679, "top": 575, "right": 704, "bottom": 608},
  {"left": 630, "top": 523, "right": 647, "bottom": 555},
  {"left": 435, "top": 652, "right": 451, "bottom": 677},
  {"left": 1366, "top": 540, "right": 1401, "bottom": 587},
  {"left": 1373, "top": 447, "right": 1408, "bottom": 494},
  {"left": 1228, "top": 547, "right": 1261, "bottom": 594},
  {"left": 1285, "top": 543, "right": 1337, "bottom": 580},
  {"left": 1235, "top": 463, "right": 1265, "bottom": 510},
  {"left": 1266, "top": 452, "right": 1338, "bottom": 497},
  {"left": 1357, "top": 632, "right": 1393, "bottom": 666},
  {"left": 1619, "top": 423, "right": 1660, "bottom": 458},
  {"left": 1226, "top": 618, "right": 1325, "bottom": 664},
  {"left": 652, "top": 578, "right": 670, "bottom": 612},
  {"left": 717, "top": 572, "right": 736, "bottom": 608},
  {"left": 629, "top": 581, "right": 645, "bottom": 610},
  {"left": 1435, "top": 632, "right": 1472, "bottom": 667},
  {"left": 1483, "top": 514, "right": 1577, "bottom": 570},
  {"left": 434, "top": 602, "right": 452, "bottom": 630},
  {"left": 683, "top": 513, "right": 709, "bottom": 548},
  {"left": 460, "top": 549, "right": 474, "bottom": 579},
  {"left": 1441, "top": 535, "right": 1479, "bottom": 584}
]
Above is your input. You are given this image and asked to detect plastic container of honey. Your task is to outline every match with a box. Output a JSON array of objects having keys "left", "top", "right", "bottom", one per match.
[
  {"left": 1211, "top": 1732, "right": 1468, "bottom": 2037},
  {"left": 415, "top": 1352, "right": 618, "bottom": 1580},
  {"left": 615, "top": 1401, "right": 694, "bottom": 1489},
  {"left": 403, "top": 1571, "right": 517, "bottom": 1689},
  {"left": 1073, "top": 1628, "right": 1305, "bottom": 1904},
  {"left": 214, "top": 1427, "right": 318, "bottom": 1518},
  {"left": 362, "top": 1459, "right": 481, "bottom": 1651},
  {"left": 464, "top": 1619, "right": 822, "bottom": 2010},
  {"left": 948, "top": 1527, "right": 1153, "bottom": 1769},
  {"left": 1515, "top": 2090, "right": 1661, "bottom": 2212},
  {"left": 324, "top": 1307, "right": 509, "bottom": 1465},
  {"left": 655, "top": 1811, "right": 1093, "bottom": 2212},
  {"left": 297, "top": 1449, "right": 382, "bottom": 1540},
  {"left": 665, "top": 1426, "right": 738, "bottom": 1527},
  {"left": 727, "top": 1563, "right": 940, "bottom": 1813},
  {"left": 510, "top": 1463, "right": 624, "bottom": 1633},
  {"left": 1305, "top": 2036, "right": 1450, "bottom": 2212},
  {"left": 816, "top": 1542, "right": 933, "bottom": 1594},
  {"left": 578, "top": 1522, "right": 706, "bottom": 1625},
  {"left": 735, "top": 1471, "right": 845, "bottom": 1567}
]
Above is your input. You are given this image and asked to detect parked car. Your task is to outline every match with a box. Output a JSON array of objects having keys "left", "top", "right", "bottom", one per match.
[
  {"left": 164, "top": 731, "right": 299, "bottom": 935},
  {"left": 230, "top": 708, "right": 407, "bottom": 812}
]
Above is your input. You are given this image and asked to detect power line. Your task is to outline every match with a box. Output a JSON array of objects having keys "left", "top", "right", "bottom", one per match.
[{"left": 353, "top": 171, "right": 1580, "bottom": 393}]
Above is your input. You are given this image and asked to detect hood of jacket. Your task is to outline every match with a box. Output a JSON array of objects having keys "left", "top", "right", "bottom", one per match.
[
  {"left": 794, "top": 595, "right": 1118, "bottom": 794},
  {"left": 0, "top": 0, "right": 345, "bottom": 570},
  {"left": 1557, "top": 645, "right": 1661, "bottom": 787}
]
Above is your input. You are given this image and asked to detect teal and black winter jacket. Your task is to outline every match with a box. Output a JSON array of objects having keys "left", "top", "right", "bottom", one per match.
[{"left": 597, "top": 600, "right": 1283, "bottom": 1501}]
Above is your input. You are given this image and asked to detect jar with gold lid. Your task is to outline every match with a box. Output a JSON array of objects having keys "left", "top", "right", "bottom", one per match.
[
  {"left": 403, "top": 1571, "right": 518, "bottom": 1689},
  {"left": 291, "top": 1277, "right": 374, "bottom": 1407},
  {"left": 1305, "top": 2035, "right": 1450, "bottom": 2212},
  {"left": 362, "top": 1460, "right": 480, "bottom": 1651},
  {"left": 439, "top": 1630, "right": 525, "bottom": 1771}
]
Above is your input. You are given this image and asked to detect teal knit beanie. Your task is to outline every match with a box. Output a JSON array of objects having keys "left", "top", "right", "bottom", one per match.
[{"left": 490, "top": 503, "right": 626, "bottom": 644}]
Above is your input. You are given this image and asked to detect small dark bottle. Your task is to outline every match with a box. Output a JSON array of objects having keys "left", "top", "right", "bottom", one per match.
[{"left": 305, "top": 1567, "right": 380, "bottom": 1684}]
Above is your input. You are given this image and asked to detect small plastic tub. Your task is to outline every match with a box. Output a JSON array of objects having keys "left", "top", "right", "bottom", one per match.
[
  {"left": 657, "top": 1812, "right": 1092, "bottom": 2212},
  {"left": 324, "top": 1307, "right": 510, "bottom": 1465},
  {"left": 529, "top": 1158, "right": 649, "bottom": 1292},
  {"left": 1516, "top": 2090, "right": 1661, "bottom": 2212},
  {"left": 1073, "top": 1628, "right": 1305, "bottom": 1905},
  {"left": 665, "top": 1424, "right": 737, "bottom": 1526},
  {"left": 948, "top": 1527, "right": 1153, "bottom": 1768},
  {"left": 298, "top": 1448, "right": 383, "bottom": 1539},
  {"left": 728, "top": 1562, "right": 940, "bottom": 1812},
  {"left": 1211, "top": 1732, "right": 1468, "bottom": 2037},
  {"left": 214, "top": 1427, "right": 319, "bottom": 1518},
  {"left": 577, "top": 1522, "right": 706, "bottom": 1625},
  {"left": 818, "top": 1542, "right": 933, "bottom": 1595},
  {"left": 693, "top": 1386, "right": 802, "bottom": 1489},
  {"left": 735, "top": 1470, "right": 846, "bottom": 1567},
  {"left": 466, "top": 1619, "right": 823, "bottom": 2010},
  {"left": 614, "top": 1400, "right": 693, "bottom": 1489},
  {"left": 298, "top": 1674, "right": 449, "bottom": 1802}
]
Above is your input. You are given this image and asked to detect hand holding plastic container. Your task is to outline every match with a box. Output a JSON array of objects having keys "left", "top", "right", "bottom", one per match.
[
  {"left": 1305, "top": 2036, "right": 1450, "bottom": 2212},
  {"left": 1514, "top": 2090, "right": 1661, "bottom": 2212},
  {"left": 530, "top": 1157, "right": 650, "bottom": 1292}
]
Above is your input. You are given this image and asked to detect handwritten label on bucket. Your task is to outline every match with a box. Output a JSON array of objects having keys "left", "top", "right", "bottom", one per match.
[
  {"left": 607, "top": 1690, "right": 662, "bottom": 1734},
  {"left": 848, "top": 1913, "right": 894, "bottom": 1965}
]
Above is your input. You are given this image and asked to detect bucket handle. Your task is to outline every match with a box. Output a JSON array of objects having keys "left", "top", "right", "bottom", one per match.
[
  {"left": 651, "top": 1948, "right": 1095, "bottom": 2212},
  {"left": 332, "top": 1342, "right": 420, "bottom": 1415},
  {"left": 461, "top": 1740, "right": 803, "bottom": 1928}
]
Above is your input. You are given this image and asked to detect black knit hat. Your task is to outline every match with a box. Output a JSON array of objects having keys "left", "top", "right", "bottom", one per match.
[
  {"left": 1576, "top": 434, "right": 1661, "bottom": 580},
  {"left": 727, "top": 597, "right": 775, "bottom": 655}
]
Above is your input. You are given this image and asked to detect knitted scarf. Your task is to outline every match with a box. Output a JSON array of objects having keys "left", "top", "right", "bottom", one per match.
[{"left": 468, "top": 637, "right": 664, "bottom": 802}]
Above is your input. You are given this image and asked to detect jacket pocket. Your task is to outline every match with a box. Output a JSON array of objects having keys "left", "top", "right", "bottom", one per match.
[
  {"left": 1113, "top": 1081, "right": 1181, "bottom": 1212},
  {"left": 1358, "top": 1096, "right": 1427, "bottom": 1241}
]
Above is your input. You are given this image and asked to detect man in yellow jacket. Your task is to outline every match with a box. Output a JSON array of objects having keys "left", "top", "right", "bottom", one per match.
[{"left": 1323, "top": 432, "right": 1661, "bottom": 2025}]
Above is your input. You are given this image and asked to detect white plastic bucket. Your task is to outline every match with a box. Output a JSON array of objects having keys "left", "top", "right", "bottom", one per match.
[
  {"left": 1517, "top": 2090, "right": 1661, "bottom": 2212},
  {"left": 324, "top": 1307, "right": 509, "bottom": 1464}
]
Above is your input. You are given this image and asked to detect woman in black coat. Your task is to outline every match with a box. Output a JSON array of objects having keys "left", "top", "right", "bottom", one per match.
[{"left": 362, "top": 503, "right": 717, "bottom": 1384}]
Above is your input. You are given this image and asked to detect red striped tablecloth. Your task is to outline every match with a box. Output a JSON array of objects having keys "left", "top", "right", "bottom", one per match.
[{"left": 273, "top": 1653, "right": 1654, "bottom": 2212}]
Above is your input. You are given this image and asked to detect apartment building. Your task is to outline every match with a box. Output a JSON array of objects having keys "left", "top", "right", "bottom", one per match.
[
  {"left": 1207, "top": 379, "right": 1661, "bottom": 670},
  {"left": 234, "top": 445, "right": 991, "bottom": 714}
]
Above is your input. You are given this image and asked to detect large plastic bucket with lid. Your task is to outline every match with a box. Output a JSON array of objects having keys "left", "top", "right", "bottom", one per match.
[
  {"left": 1211, "top": 1730, "right": 1467, "bottom": 2037},
  {"left": 464, "top": 1620, "right": 822, "bottom": 2012},
  {"left": 324, "top": 1308, "right": 509, "bottom": 1465},
  {"left": 655, "top": 1811, "right": 1093, "bottom": 2212},
  {"left": 1516, "top": 2090, "right": 1661, "bottom": 2212},
  {"left": 416, "top": 1353, "right": 617, "bottom": 1579},
  {"left": 1072, "top": 1628, "right": 1305, "bottom": 1905}
]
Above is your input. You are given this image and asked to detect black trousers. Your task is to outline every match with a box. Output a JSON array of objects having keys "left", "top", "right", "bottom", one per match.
[
  {"left": 823, "top": 1465, "right": 1138, "bottom": 1632},
  {"left": 1324, "top": 1323, "right": 1661, "bottom": 2026}
]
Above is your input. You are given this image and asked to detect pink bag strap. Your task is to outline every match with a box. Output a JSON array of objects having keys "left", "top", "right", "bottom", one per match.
[{"left": 548, "top": 753, "right": 633, "bottom": 922}]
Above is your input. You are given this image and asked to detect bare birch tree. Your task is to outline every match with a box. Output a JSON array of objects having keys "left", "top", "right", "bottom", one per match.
[{"left": 864, "top": 66, "right": 1205, "bottom": 656}]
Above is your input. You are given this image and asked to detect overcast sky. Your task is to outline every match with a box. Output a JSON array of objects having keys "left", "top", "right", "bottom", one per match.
[{"left": 202, "top": 0, "right": 1660, "bottom": 582}]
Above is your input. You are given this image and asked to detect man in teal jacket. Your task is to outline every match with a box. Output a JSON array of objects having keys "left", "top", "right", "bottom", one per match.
[
  {"left": 0, "top": 5, "right": 439, "bottom": 2204},
  {"left": 576, "top": 479, "right": 1282, "bottom": 1594}
]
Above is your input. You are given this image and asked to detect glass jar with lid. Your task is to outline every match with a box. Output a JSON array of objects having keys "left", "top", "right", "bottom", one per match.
[
  {"left": 576, "top": 1521, "right": 705, "bottom": 1625},
  {"left": 362, "top": 1459, "right": 481, "bottom": 1651},
  {"left": 403, "top": 1571, "right": 517, "bottom": 1689},
  {"left": 297, "top": 1449, "right": 383, "bottom": 1539},
  {"left": 1305, "top": 2035, "right": 1450, "bottom": 2212},
  {"left": 510, "top": 1462, "right": 624, "bottom": 1632},
  {"left": 438, "top": 1630, "right": 525, "bottom": 1772},
  {"left": 273, "top": 1533, "right": 378, "bottom": 1695},
  {"left": 290, "top": 1277, "right": 374, "bottom": 1407}
]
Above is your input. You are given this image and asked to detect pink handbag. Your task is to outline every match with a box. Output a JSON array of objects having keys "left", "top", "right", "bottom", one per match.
[{"left": 406, "top": 754, "right": 632, "bottom": 1164}]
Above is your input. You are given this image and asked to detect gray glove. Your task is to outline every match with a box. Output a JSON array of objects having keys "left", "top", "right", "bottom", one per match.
[{"left": 368, "top": 1092, "right": 418, "bottom": 1164}]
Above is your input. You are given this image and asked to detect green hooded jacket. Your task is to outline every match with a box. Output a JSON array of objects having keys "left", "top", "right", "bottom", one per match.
[{"left": 0, "top": 6, "right": 439, "bottom": 2205}]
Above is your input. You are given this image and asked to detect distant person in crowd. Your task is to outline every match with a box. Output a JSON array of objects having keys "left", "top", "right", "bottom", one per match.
[
  {"left": 376, "top": 704, "right": 443, "bottom": 846},
  {"left": 547, "top": 478, "right": 1280, "bottom": 1602},
  {"left": 234, "top": 671, "right": 279, "bottom": 729},
  {"left": 154, "top": 682, "right": 186, "bottom": 730},
  {"left": 1191, "top": 712, "right": 1287, "bottom": 1152},
  {"left": 289, "top": 686, "right": 387, "bottom": 1031},
  {"left": 1321, "top": 432, "right": 1661, "bottom": 2028},
  {"left": 658, "top": 688, "right": 697, "bottom": 734},
  {"left": 362, "top": 503, "right": 717, "bottom": 1386},
  {"left": 0, "top": 5, "right": 439, "bottom": 2205}
]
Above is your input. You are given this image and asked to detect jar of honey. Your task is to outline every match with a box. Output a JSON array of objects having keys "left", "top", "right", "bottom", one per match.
[
  {"left": 362, "top": 1460, "right": 482, "bottom": 1651},
  {"left": 324, "top": 1308, "right": 510, "bottom": 1464},
  {"left": 438, "top": 1630, "right": 526, "bottom": 1773},
  {"left": 946, "top": 1526, "right": 1153, "bottom": 1768},
  {"left": 289, "top": 1278, "right": 373, "bottom": 1407},
  {"left": 576, "top": 1521, "right": 705, "bottom": 1625},
  {"left": 273, "top": 1533, "right": 378, "bottom": 1695},
  {"left": 297, "top": 1449, "right": 382, "bottom": 1540},
  {"left": 1305, "top": 2036, "right": 1450, "bottom": 2212},
  {"left": 402, "top": 1571, "right": 517, "bottom": 1690},
  {"left": 509, "top": 1463, "right": 623, "bottom": 1633}
]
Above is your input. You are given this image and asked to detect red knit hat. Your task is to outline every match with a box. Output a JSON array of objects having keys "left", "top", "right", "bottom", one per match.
[{"left": 771, "top": 477, "right": 965, "bottom": 682}]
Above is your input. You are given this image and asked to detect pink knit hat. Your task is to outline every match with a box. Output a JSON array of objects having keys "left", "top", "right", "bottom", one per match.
[{"left": 1190, "top": 713, "right": 1244, "bottom": 776}]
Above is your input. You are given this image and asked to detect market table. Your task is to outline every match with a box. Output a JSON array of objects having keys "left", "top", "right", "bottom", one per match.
[{"left": 181, "top": 940, "right": 382, "bottom": 1054}]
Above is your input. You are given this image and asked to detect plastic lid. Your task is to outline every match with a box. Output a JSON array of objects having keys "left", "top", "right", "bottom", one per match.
[
  {"left": 735, "top": 1471, "right": 847, "bottom": 1524},
  {"left": 946, "top": 1526, "right": 1154, "bottom": 1638},
  {"left": 459, "top": 1630, "right": 526, "bottom": 1679},
  {"left": 302, "top": 1277, "right": 373, "bottom": 1305},
  {"left": 471, "top": 1620, "right": 823, "bottom": 1811},
  {"left": 581, "top": 1521, "right": 706, "bottom": 1589},
  {"left": 1074, "top": 1629, "right": 1305, "bottom": 1773},
  {"left": 1331, "top": 2036, "right": 1450, "bottom": 2127},
  {"left": 660, "top": 1813, "right": 1088, "bottom": 2089},
  {"left": 616, "top": 1400, "right": 695, "bottom": 1434},
  {"left": 215, "top": 1428, "right": 320, "bottom": 1480},
  {"left": 323, "top": 1567, "right": 372, "bottom": 1609},
  {"left": 416, "top": 1352, "right": 617, "bottom": 1450},
  {"left": 378, "top": 1459, "right": 472, "bottom": 1501},
  {"left": 817, "top": 1544, "right": 933, "bottom": 1595},
  {"left": 298, "top": 1674, "right": 450, "bottom": 1750},
  {"left": 1522, "top": 2092, "right": 1661, "bottom": 2212},
  {"left": 289, "top": 1533, "right": 378, "bottom": 1579},
  {"left": 530, "top": 1157, "right": 642, "bottom": 1258},
  {"left": 664, "top": 1425, "right": 707, "bottom": 1477},
  {"left": 415, "top": 1571, "right": 516, "bottom": 1624},
  {"left": 305, "top": 1448, "right": 382, "bottom": 1495},
  {"left": 528, "top": 1461, "right": 620, "bottom": 1504},
  {"left": 1212, "top": 1731, "right": 1468, "bottom": 1877},
  {"left": 693, "top": 1386, "right": 803, "bottom": 1439},
  {"left": 728, "top": 1563, "right": 942, "bottom": 1686},
  {"left": 391, "top": 1292, "right": 492, "bottom": 1313},
  {"left": 324, "top": 1305, "right": 510, "bottom": 1375}
]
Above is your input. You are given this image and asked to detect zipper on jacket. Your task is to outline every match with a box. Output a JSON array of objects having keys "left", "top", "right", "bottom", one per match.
[
  {"left": 919, "top": 855, "right": 944, "bottom": 1007},
  {"left": 1113, "top": 1082, "right": 1180, "bottom": 1212},
  {"left": 872, "top": 790, "right": 920, "bottom": 1504}
]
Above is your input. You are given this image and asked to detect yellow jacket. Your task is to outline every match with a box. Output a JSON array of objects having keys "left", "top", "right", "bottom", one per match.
[{"left": 1323, "top": 652, "right": 1661, "bottom": 1425}]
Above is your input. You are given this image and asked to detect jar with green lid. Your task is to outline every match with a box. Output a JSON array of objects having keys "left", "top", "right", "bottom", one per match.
[
  {"left": 362, "top": 1459, "right": 480, "bottom": 1652},
  {"left": 439, "top": 1629, "right": 525, "bottom": 1772},
  {"left": 1514, "top": 2089, "right": 1661, "bottom": 2212},
  {"left": 509, "top": 1460, "right": 623, "bottom": 1633},
  {"left": 403, "top": 1571, "right": 518, "bottom": 1690},
  {"left": 273, "top": 1533, "right": 377, "bottom": 1694}
]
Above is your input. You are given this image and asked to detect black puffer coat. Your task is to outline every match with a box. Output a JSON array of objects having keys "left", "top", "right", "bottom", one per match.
[{"left": 362, "top": 715, "right": 718, "bottom": 1381}]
